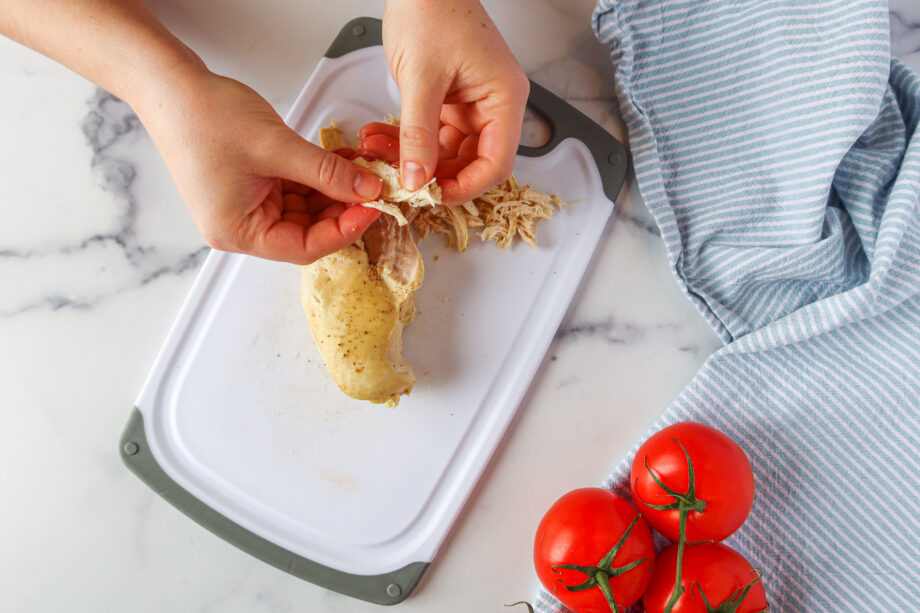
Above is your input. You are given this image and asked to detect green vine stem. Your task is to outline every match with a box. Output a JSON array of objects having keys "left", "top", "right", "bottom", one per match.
[
  {"left": 634, "top": 439, "right": 707, "bottom": 613},
  {"left": 504, "top": 602, "right": 535, "bottom": 613},
  {"left": 663, "top": 508, "right": 689, "bottom": 612}
]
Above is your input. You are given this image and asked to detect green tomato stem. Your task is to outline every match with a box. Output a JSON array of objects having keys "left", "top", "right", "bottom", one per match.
[
  {"left": 594, "top": 569, "right": 621, "bottom": 613},
  {"left": 662, "top": 508, "right": 689, "bottom": 613}
]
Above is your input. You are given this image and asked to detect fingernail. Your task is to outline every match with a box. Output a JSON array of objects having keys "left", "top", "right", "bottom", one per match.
[
  {"left": 402, "top": 161, "right": 426, "bottom": 191},
  {"left": 354, "top": 171, "right": 382, "bottom": 199}
]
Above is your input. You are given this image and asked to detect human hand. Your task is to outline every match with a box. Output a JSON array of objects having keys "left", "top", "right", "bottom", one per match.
[
  {"left": 356, "top": 121, "right": 486, "bottom": 193},
  {"left": 382, "top": 0, "right": 529, "bottom": 205},
  {"left": 130, "top": 62, "right": 383, "bottom": 264}
]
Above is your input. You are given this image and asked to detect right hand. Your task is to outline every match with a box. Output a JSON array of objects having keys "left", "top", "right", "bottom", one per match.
[
  {"left": 130, "top": 60, "right": 383, "bottom": 265},
  {"left": 381, "top": 0, "right": 529, "bottom": 205}
]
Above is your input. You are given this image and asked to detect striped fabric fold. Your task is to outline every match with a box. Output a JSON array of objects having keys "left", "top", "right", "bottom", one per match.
[{"left": 537, "top": 1, "right": 920, "bottom": 611}]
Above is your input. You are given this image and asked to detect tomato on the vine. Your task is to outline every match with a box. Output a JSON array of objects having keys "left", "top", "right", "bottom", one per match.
[
  {"left": 630, "top": 422, "right": 754, "bottom": 542},
  {"left": 533, "top": 488, "right": 655, "bottom": 613},
  {"left": 643, "top": 542, "right": 768, "bottom": 613}
]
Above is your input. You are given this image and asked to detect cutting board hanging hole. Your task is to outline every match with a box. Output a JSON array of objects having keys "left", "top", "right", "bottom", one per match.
[{"left": 520, "top": 108, "right": 552, "bottom": 149}]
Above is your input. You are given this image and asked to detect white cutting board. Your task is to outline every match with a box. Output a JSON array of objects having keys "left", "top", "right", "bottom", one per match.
[{"left": 129, "top": 23, "right": 620, "bottom": 600}]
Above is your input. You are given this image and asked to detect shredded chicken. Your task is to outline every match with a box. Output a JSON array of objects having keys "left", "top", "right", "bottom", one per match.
[
  {"left": 360, "top": 199, "right": 409, "bottom": 225},
  {"left": 413, "top": 203, "right": 481, "bottom": 252},
  {"left": 322, "top": 120, "right": 565, "bottom": 247},
  {"left": 414, "top": 179, "right": 568, "bottom": 251},
  {"left": 353, "top": 158, "right": 442, "bottom": 222},
  {"left": 472, "top": 176, "right": 568, "bottom": 250}
]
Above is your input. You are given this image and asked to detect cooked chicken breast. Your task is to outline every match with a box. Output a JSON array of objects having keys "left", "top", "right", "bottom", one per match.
[{"left": 301, "top": 212, "right": 423, "bottom": 406}]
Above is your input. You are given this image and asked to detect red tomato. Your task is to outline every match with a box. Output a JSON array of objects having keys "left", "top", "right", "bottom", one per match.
[
  {"left": 534, "top": 488, "right": 655, "bottom": 613},
  {"left": 630, "top": 422, "right": 754, "bottom": 542},
  {"left": 643, "top": 542, "right": 768, "bottom": 613}
]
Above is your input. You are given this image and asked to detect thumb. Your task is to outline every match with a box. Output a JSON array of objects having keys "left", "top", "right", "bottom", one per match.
[
  {"left": 265, "top": 129, "right": 383, "bottom": 203},
  {"left": 397, "top": 75, "right": 448, "bottom": 191}
]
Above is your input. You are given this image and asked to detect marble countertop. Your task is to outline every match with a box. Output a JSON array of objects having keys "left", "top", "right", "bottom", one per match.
[{"left": 2, "top": 1, "right": 918, "bottom": 611}]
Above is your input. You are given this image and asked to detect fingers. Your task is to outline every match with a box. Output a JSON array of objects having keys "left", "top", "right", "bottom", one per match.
[
  {"left": 359, "top": 121, "right": 479, "bottom": 180},
  {"left": 457, "top": 133, "right": 479, "bottom": 162},
  {"left": 358, "top": 134, "right": 400, "bottom": 163},
  {"left": 439, "top": 157, "right": 503, "bottom": 205},
  {"left": 434, "top": 157, "right": 467, "bottom": 181},
  {"left": 316, "top": 202, "right": 346, "bottom": 221},
  {"left": 281, "top": 179, "right": 313, "bottom": 196},
  {"left": 232, "top": 187, "right": 381, "bottom": 265},
  {"left": 434, "top": 131, "right": 480, "bottom": 199},
  {"left": 333, "top": 147, "right": 358, "bottom": 161},
  {"left": 441, "top": 106, "right": 525, "bottom": 204},
  {"left": 282, "top": 192, "right": 310, "bottom": 213},
  {"left": 282, "top": 210, "right": 313, "bottom": 226},
  {"left": 440, "top": 104, "right": 477, "bottom": 136},
  {"left": 264, "top": 178, "right": 284, "bottom": 210},
  {"left": 251, "top": 205, "right": 381, "bottom": 265},
  {"left": 438, "top": 124, "right": 465, "bottom": 158},
  {"left": 282, "top": 192, "right": 314, "bottom": 226},
  {"left": 283, "top": 186, "right": 339, "bottom": 214},
  {"left": 476, "top": 107, "right": 526, "bottom": 184},
  {"left": 359, "top": 122, "right": 400, "bottom": 140},
  {"left": 260, "top": 128, "right": 383, "bottom": 203},
  {"left": 397, "top": 77, "right": 449, "bottom": 191},
  {"left": 303, "top": 206, "right": 381, "bottom": 262}
]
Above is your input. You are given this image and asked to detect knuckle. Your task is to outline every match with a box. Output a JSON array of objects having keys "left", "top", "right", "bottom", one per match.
[
  {"left": 514, "top": 71, "right": 531, "bottom": 100},
  {"left": 202, "top": 229, "right": 232, "bottom": 252},
  {"left": 399, "top": 124, "right": 435, "bottom": 150},
  {"left": 496, "top": 159, "right": 515, "bottom": 183},
  {"left": 316, "top": 151, "right": 344, "bottom": 187},
  {"left": 200, "top": 219, "right": 248, "bottom": 254}
]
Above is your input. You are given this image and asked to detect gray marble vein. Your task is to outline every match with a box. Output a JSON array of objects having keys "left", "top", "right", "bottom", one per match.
[
  {"left": 614, "top": 206, "right": 661, "bottom": 237},
  {"left": 0, "top": 88, "right": 207, "bottom": 317},
  {"left": 555, "top": 315, "right": 646, "bottom": 344}
]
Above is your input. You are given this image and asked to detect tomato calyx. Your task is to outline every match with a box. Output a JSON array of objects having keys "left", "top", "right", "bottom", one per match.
[
  {"left": 691, "top": 569, "right": 769, "bottom": 613},
  {"left": 550, "top": 515, "right": 650, "bottom": 613},
  {"left": 634, "top": 438, "right": 707, "bottom": 516}
]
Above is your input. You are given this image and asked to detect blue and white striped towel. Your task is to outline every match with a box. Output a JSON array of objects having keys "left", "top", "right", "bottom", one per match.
[{"left": 537, "top": 1, "right": 920, "bottom": 611}]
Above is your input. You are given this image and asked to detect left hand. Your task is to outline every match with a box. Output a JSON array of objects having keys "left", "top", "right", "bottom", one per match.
[
  {"left": 132, "top": 65, "right": 383, "bottom": 264},
  {"left": 382, "top": 0, "right": 530, "bottom": 205}
]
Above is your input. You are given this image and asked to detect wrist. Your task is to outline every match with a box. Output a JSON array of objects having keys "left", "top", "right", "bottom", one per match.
[{"left": 119, "top": 33, "right": 208, "bottom": 115}]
